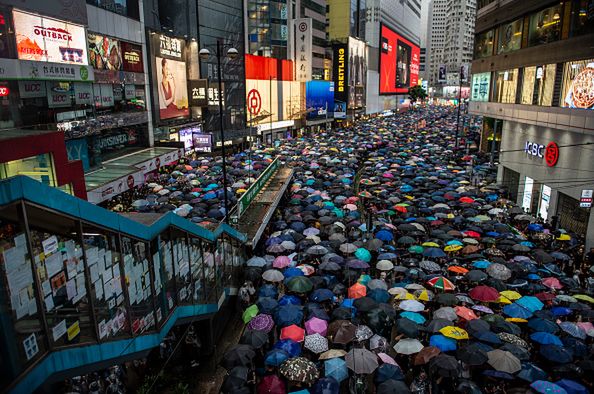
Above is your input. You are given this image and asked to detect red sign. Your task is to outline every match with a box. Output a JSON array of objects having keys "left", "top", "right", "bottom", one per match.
[
  {"left": 545, "top": 142, "right": 559, "bottom": 167},
  {"left": 121, "top": 42, "right": 144, "bottom": 73},
  {"left": 0, "top": 86, "right": 9, "bottom": 97},
  {"left": 247, "top": 88, "right": 262, "bottom": 115},
  {"left": 379, "top": 23, "right": 420, "bottom": 95}
]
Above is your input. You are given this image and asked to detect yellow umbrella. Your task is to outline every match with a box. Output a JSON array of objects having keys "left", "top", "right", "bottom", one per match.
[
  {"left": 497, "top": 296, "right": 512, "bottom": 304},
  {"left": 415, "top": 289, "right": 433, "bottom": 302},
  {"left": 422, "top": 242, "right": 440, "bottom": 247},
  {"left": 556, "top": 234, "right": 571, "bottom": 241},
  {"left": 506, "top": 318, "right": 528, "bottom": 323},
  {"left": 237, "top": 188, "right": 247, "bottom": 194},
  {"left": 500, "top": 290, "right": 522, "bottom": 301},
  {"left": 447, "top": 213, "right": 455, "bottom": 219},
  {"left": 444, "top": 245, "right": 462, "bottom": 252},
  {"left": 439, "top": 326, "right": 469, "bottom": 340},
  {"left": 574, "top": 294, "right": 594, "bottom": 303},
  {"left": 404, "top": 195, "right": 415, "bottom": 200}
]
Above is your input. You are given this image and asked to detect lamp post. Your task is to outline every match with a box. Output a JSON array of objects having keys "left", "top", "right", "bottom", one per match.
[{"left": 199, "top": 40, "right": 238, "bottom": 224}]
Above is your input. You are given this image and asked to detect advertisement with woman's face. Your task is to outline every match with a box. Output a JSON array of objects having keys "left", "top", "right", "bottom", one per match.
[{"left": 156, "top": 57, "right": 189, "bottom": 119}]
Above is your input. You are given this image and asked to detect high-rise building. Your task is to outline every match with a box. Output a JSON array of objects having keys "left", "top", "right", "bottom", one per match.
[
  {"left": 426, "top": 0, "right": 476, "bottom": 89},
  {"left": 469, "top": 0, "right": 594, "bottom": 247},
  {"left": 327, "top": 0, "right": 367, "bottom": 41}
]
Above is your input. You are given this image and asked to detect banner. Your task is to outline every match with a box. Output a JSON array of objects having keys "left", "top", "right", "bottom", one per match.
[
  {"left": 332, "top": 43, "right": 347, "bottom": 119},
  {"left": 121, "top": 42, "right": 143, "bottom": 73},
  {"left": 13, "top": 10, "right": 88, "bottom": 65},
  {"left": 471, "top": 72, "right": 491, "bottom": 102},
  {"left": 152, "top": 33, "right": 189, "bottom": 120},
  {"left": 74, "top": 82, "right": 92, "bottom": 105},
  {"left": 379, "top": 23, "right": 420, "bottom": 95},
  {"left": 93, "top": 84, "right": 114, "bottom": 108},
  {"left": 294, "top": 18, "right": 312, "bottom": 82},
  {"left": 18, "top": 80, "right": 46, "bottom": 98},
  {"left": 438, "top": 64, "right": 447, "bottom": 83},
  {"left": 88, "top": 33, "right": 122, "bottom": 70},
  {"left": 46, "top": 81, "right": 71, "bottom": 107}
]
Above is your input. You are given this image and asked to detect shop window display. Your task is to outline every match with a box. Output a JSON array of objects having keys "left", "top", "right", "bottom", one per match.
[
  {"left": 528, "top": 5, "right": 563, "bottom": 47},
  {"left": 82, "top": 224, "right": 130, "bottom": 340},
  {"left": 494, "top": 69, "right": 519, "bottom": 104},
  {"left": 497, "top": 18, "right": 523, "bottom": 54}
]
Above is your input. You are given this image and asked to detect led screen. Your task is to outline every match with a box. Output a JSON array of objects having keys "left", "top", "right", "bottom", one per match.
[{"left": 379, "top": 23, "right": 420, "bottom": 95}]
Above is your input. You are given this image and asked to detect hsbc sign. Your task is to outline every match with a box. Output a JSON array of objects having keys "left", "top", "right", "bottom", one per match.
[
  {"left": 524, "top": 141, "right": 546, "bottom": 158},
  {"left": 524, "top": 140, "right": 559, "bottom": 167}
]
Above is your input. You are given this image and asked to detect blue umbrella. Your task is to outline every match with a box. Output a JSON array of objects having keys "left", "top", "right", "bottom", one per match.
[
  {"left": 368, "top": 288, "right": 391, "bottom": 303},
  {"left": 324, "top": 358, "right": 348, "bottom": 382},
  {"left": 517, "top": 362, "right": 548, "bottom": 382},
  {"left": 264, "top": 349, "right": 290, "bottom": 366},
  {"left": 527, "top": 224, "right": 544, "bottom": 231},
  {"left": 556, "top": 379, "right": 588, "bottom": 394},
  {"left": 527, "top": 318, "right": 559, "bottom": 334},
  {"left": 312, "top": 377, "right": 340, "bottom": 394},
  {"left": 274, "top": 304, "right": 304, "bottom": 327},
  {"left": 355, "top": 248, "right": 372, "bottom": 262},
  {"left": 400, "top": 311, "right": 426, "bottom": 324},
  {"left": 516, "top": 296, "right": 544, "bottom": 312},
  {"left": 503, "top": 303, "right": 533, "bottom": 319},
  {"left": 284, "top": 267, "right": 305, "bottom": 278},
  {"left": 310, "top": 288, "right": 334, "bottom": 302},
  {"left": 259, "top": 284, "right": 278, "bottom": 298},
  {"left": 530, "top": 381, "right": 568, "bottom": 394},
  {"left": 279, "top": 295, "right": 302, "bottom": 306},
  {"left": 472, "top": 260, "right": 492, "bottom": 269},
  {"left": 539, "top": 345, "right": 573, "bottom": 363},
  {"left": 256, "top": 297, "right": 279, "bottom": 314},
  {"left": 341, "top": 298, "right": 355, "bottom": 309},
  {"left": 472, "top": 330, "right": 502, "bottom": 345},
  {"left": 530, "top": 332, "right": 563, "bottom": 346},
  {"left": 423, "top": 248, "right": 446, "bottom": 258},
  {"left": 482, "top": 370, "right": 515, "bottom": 380},
  {"left": 375, "top": 230, "right": 394, "bottom": 242},
  {"left": 274, "top": 339, "right": 301, "bottom": 357},
  {"left": 378, "top": 253, "right": 398, "bottom": 260},
  {"left": 430, "top": 334, "right": 457, "bottom": 352},
  {"left": 374, "top": 364, "right": 404, "bottom": 383},
  {"left": 551, "top": 306, "right": 572, "bottom": 316}
]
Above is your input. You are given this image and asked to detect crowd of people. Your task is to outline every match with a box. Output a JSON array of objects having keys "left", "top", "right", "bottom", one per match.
[{"left": 217, "top": 107, "right": 594, "bottom": 394}]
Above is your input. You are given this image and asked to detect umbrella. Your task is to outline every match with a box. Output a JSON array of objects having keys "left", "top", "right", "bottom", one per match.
[
  {"left": 324, "top": 358, "right": 348, "bottom": 382},
  {"left": 376, "top": 380, "right": 411, "bottom": 394},
  {"left": 304, "top": 333, "right": 329, "bottom": 353},
  {"left": 530, "top": 331, "right": 563, "bottom": 346},
  {"left": 312, "top": 377, "right": 340, "bottom": 394},
  {"left": 555, "top": 379, "right": 588, "bottom": 394},
  {"left": 222, "top": 345, "right": 256, "bottom": 369},
  {"left": 469, "top": 285, "right": 499, "bottom": 302},
  {"left": 348, "top": 283, "right": 367, "bottom": 299},
  {"left": 345, "top": 348, "right": 379, "bottom": 374},
  {"left": 286, "top": 276, "right": 313, "bottom": 293},
  {"left": 433, "top": 307, "right": 457, "bottom": 321},
  {"left": 305, "top": 317, "right": 328, "bottom": 336},
  {"left": 517, "top": 362, "right": 548, "bottom": 382},
  {"left": 486, "top": 263, "right": 512, "bottom": 280},
  {"left": 243, "top": 305, "right": 259, "bottom": 323},
  {"left": 430, "top": 354, "right": 460, "bottom": 377},
  {"left": 280, "top": 357, "right": 319, "bottom": 384},
  {"left": 329, "top": 320, "right": 357, "bottom": 344},
  {"left": 412, "top": 346, "right": 441, "bottom": 365},
  {"left": 430, "top": 334, "right": 457, "bottom": 352},
  {"left": 248, "top": 314, "right": 275, "bottom": 332},
  {"left": 240, "top": 330, "right": 269, "bottom": 349},
  {"left": 457, "top": 343, "right": 488, "bottom": 365},
  {"left": 487, "top": 349, "right": 521, "bottom": 373},
  {"left": 280, "top": 324, "right": 305, "bottom": 342},
  {"left": 530, "top": 381, "right": 568, "bottom": 394},
  {"left": 319, "top": 349, "right": 347, "bottom": 360},
  {"left": 399, "top": 299, "right": 425, "bottom": 312},
  {"left": 257, "top": 375, "right": 285, "bottom": 394},
  {"left": 394, "top": 338, "right": 424, "bottom": 355},
  {"left": 427, "top": 276, "right": 455, "bottom": 291},
  {"left": 439, "top": 326, "right": 469, "bottom": 340},
  {"left": 262, "top": 269, "right": 285, "bottom": 282},
  {"left": 516, "top": 296, "right": 544, "bottom": 312},
  {"left": 540, "top": 345, "right": 573, "bottom": 363}
]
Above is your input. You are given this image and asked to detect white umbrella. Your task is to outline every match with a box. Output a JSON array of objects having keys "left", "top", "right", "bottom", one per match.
[
  {"left": 262, "top": 269, "right": 284, "bottom": 282},
  {"left": 394, "top": 338, "right": 424, "bottom": 355},
  {"left": 376, "top": 260, "right": 394, "bottom": 271},
  {"left": 399, "top": 299, "right": 425, "bottom": 312}
]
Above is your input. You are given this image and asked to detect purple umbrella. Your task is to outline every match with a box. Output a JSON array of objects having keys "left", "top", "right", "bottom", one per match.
[
  {"left": 247, "top": 314, "right": 275, "bottom": 332},
  {"left": 346, "top": 259, "right": 370, "bottom": 269}
]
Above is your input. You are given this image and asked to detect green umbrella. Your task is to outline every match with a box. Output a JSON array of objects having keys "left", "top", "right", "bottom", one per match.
[
  {"left": 287, "top": 276, "right": 313, "bottom": 293},
  {"left": 355, "top": 248, "right": 372, "bottom": 262},
  {"left": 409, "top": 245, "right": 424, "bottom": 254},
  {"left": 243, "top": 304, "right": 259, "bottom": 323}
]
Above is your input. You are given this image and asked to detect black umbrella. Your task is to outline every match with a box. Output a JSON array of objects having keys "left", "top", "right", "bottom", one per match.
[
  {"left": 353, "top": 297, "right": 379, "bottom": 312},
  {"left": 221, "top": 366, "right": 249, "bottom": 393},
  {"left": 430, "top": 354, "right": 460, "bottom": 378},
  {"left": 395, "top": 318, "right": 420, "bottom": 338},
  {"left": 240, "top": 330, "right": 268, "bottom": 349},
  {"left": 221, "top": 345, "right": 256, "bottom": 369},
  {"left": 376, "top": 379, "right": 411, "bottom": 394},
  {"left": 457, "top": 343, "right": 488, "bottom": 365}
]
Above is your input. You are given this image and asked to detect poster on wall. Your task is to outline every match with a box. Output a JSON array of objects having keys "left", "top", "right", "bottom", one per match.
[
  {"left": 294, "top": 18, "right": 312, "bottom": 82},
  {"left": 471, "top": 72, "right": 491, "bottom": 102},
  {"left": 379, "top": 23, "right": 420, "bottom": 95},
  {"left": 306, "top": 81, "right": 334, "bottom": 120},
  {"left": 13, "top": 10, "right": 88, "bottom": 65},
  {"left": 121, "top": 42, "right": 143, "bottom": 73},
  {"left": 438, "top": 65, "right": 447, "bottom": 83},
  {"left": 88, "top": 33, "right": 122, "bottom": 70},
  {"left": 18, "top": 80, "right": 46, "bottom": 98},
  {"left": 348, "top": 37, "right": 367, "bottom": 108},
  {"left": 152, "top": 33, "right": 189, "bottom": 120},
  {"left": 561, "top": 59, "right": 594, "bottom": 109}
]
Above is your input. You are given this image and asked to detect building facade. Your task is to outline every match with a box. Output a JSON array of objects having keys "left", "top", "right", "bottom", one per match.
[{"left": 469, "top": 0, "right": 594, "bottom": 247}]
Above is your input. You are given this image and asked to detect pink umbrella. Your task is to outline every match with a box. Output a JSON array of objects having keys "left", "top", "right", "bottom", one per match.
[
  {"left": 378, "top": 353, "right": 399, "bottom": 366},
  {"left": 273, "top": 256, "right": 291, "bottom": 269},
  {"left": 305, "top": 317, "right": 328, "bottom": 336},
  {"left": 542, "top": 277, "right": 563, "bottom": 289},
  {"left": 577, "top": 322, "right": 593, "bottom": 334}
]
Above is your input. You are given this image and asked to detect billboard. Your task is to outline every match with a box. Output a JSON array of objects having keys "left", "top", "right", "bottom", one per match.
[
  {"left": 348, "top": 37, "right": 367, "bottom": 108},
  {"left": 152, "top": 34, "right": 189, "bottom": 120},
  {"left": 332, "top": 43, "right": 347, "bottom": 118},
  {"left": 246, "top": 79, "right": 303, "bottom": 124},
  {"left": 379, "top": 23, "right": 420, "bottom": 95},
  {"left": 443, "top": 86, "right": 470, "bottom": 99},
  {"left": 188, "top": 79, "right": 208, "bottom": 107},
  {"left": 471, "top": 72, "right": 491, "bottom": 102},
  {"left": 561, "top": 59, "right": 594, "bottom": 110},
  {"left": 294, "top": 18, "right": 312, "bottom": 82},
  {"left": 193, "top": 133, "right": 212, "bottom": 153},
  {"left": 88, "top": 33, "right": 122, "bottom": 70},
  {"left": 13, "top": 9, "right": 88, "bottom": 65},
  {"left": 121, "top": 42, "right": 143, "bottom": 73},
  {"left": 306, "top": 81, "right": 334, "bottom": 120}
]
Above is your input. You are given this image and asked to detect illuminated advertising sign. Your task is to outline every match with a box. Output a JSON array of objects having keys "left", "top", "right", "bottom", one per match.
[
  {"left": 471, "top": 72, "right": 491, "bottom": 102},
  {"left": 348, "top": 37, "right": 367, "bottom": 108},
  {"left": 192, "top": 132, "right": 212, "bottom": 153},
  {"left": 121, "top": 42, "right": 143, "bottom": 73},
  {"left": 306, "top": 81, "right": 334, "bottom": 120},
  {"left": 46, "top": 81, "right": 71, "bottom": 108},
  {"left": 152, "top": 33, "right": 189, "bottom": 120},
  {"left": 246, "top": 79, "right": 303, "bottom": 124},
  {"left": 379, "top": 23, "right": 420, "bottom": 95},
  {"left": 13, "top": 10, "right": 88, "bottom": 65},
  {"left": 332, "top": 43, "right": 347, "bottom": 119},
  {"left": 88, "top": 32, "right": 122, "bottom": 70},
  {"left": 561, "top": 59, "right": 594, "bottom": 109},
  {"left": 443, "top": 86, "right": 470, "bottom": 99},
  {"left": 188, "top": 79, "right": 208, "bottom": 107}
]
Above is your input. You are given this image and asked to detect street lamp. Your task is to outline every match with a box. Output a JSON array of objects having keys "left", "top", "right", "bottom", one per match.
[{"left": 199, "top": 41, "right": 238, "bottom": 224}]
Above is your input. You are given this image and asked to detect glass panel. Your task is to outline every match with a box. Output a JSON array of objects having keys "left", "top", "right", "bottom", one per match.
[
  {"left": 521, "top": 66, "right": 536, "bottom": 105},
  {"left": 215, "top": 240, "right": 224, "bottom": 291},
  {"left": 0, "top": 203, "right": 47, "bottom": 379},
  {"left": 497, "top": 19, "right": 523, "bottom": 54},
  {"left": 121, "top": 237, "right": 155, "bottom": 335},
  {"left": 150, "top": 238, "right": 167, "bottom": 325},
  {"left": 160, "top": 237, "right": 176, "bottom": 311},
  {"left": 24, "top": 204, "right": 94, "bottom": 347},
  {"left": 203, "top": 242, "right": 216, "bottom": 302},
  {"left": 535, "top": 64, "right": 556, "bottom": 106},
  {"left": 570, "top": 0, "right": 594, "bottom": 37},
  {"left": 560, "top": 58, "right": 594, "bottom": 109},
  {"left": 494, "top": 69, "right": 518, "bottom": 104},
  {"left": 528, "top": 5, "right": 563, "bottom": 47},
  {"left": 474, "top": 30, "right": 494, "bottom": 59},
  {"left": 0, "top": 154, "right": 57, "bottom": 187},
  {"left": 190, "top": 238, "right": 205, "bottom": 303},
  {"left": 173, "top": 233, "right": 192, "bottom": 304},
  {"left": 82, "top": 224, "right": 129, "bottom": 341}
]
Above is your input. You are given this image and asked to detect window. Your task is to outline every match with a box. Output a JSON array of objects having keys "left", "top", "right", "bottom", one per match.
[
  {"left": 528, "top": 4, "right": 563, "bottom": 47},
  {"left": 521, "top": 66, "right": 536, "bottom": 105},
  {"left": 0, "top": 154, "right": 57, "bottom": 188},
  {"left": 535, "top": 64, "right": 556, "bottom": 106},
  {"left": 474, "top": 30, "right": 494, "bottom": 58},
  {"left": 494, "top": 69, "right": 518, "bottom": 104},
  {"left": 570, "top": 0, "right": 594, "bottom": 37},
  {"left": 497, "top": 18, "right": 523, "bottom": 54}
]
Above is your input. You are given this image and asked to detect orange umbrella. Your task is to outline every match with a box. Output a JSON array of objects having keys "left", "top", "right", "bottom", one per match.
[
  {"left": 348, "top": 283, "right": 367, "bottom": 299},
  {"left": 394, "top": 206, "right": 407, "bottom": 213},
  {"left": 447, "top": 266, "right": 469, "bottom": 274},
  {"left": 455, "top": 306, "right": 478, "bottom": 320},
  {"left": 280, "top": 324, "right": 305, "bottom": 342}
]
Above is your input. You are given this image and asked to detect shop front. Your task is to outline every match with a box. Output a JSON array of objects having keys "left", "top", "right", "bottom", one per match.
[{"left": 498, "top": 120, "right": 594, "bottom": 246}]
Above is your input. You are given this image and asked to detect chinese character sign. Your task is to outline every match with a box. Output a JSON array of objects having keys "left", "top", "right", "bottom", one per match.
[{"left": 294, "top": 18, "right": 312, "bottom": 82}]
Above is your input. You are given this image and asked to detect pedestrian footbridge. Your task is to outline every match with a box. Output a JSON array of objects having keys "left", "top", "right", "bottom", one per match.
[{"left": 0, "top": 176, "right": 250, "bottom": 393}]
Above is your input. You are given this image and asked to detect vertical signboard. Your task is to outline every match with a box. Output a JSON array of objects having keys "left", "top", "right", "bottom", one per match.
[
  {"left": 294, "top": 18, "right": 312, "bottom": 82},
  {"left": 348, "top": 37, "right": 367, "bottom": 109},
  {"left": 188, "top": 79, "right": 208, "bottom": 107},
  {"left": 379, "top": 23, "right": 420, "bottom": 95},
  {"left": 522, "top": 176, "right": 534, "bottom": 211},
  {"left": 152, "top": 33, "right": 189, "bottom": 120},
  {"left": 332, "top": 43, "right": 348, "bottom": 119}
]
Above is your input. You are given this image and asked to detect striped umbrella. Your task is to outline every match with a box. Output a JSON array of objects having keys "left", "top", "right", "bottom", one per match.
[{"left": 427, "top": 276, "right": 456, "bottom": 291}]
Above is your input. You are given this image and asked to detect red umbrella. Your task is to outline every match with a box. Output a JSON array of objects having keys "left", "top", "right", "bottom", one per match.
[
  {"left": 542, "top": 277, "right": 563, "bottom": 289},
  {"left": 348, "top": 283, "right": 367, "bottom": 299},
  {"left": 459, "top": 197, "right": 475, "bottom": 203},
  {"left": 463, "top": 231, "right": 481, "bottom": 239},
  {"left": 469, "top": 285, "right": 500, "bottom": 302},
  {"left": 535, "top": 292, "right": 555, "bottom": 302},
  {"left": 455, "top": 306, "right": 479, "bottom": 320},
  {"left": 280, "top": 324, "right": 305, "bottom": 342},
  {"left": 257, "top": 374, "right": 286, "bottom": 394}
]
